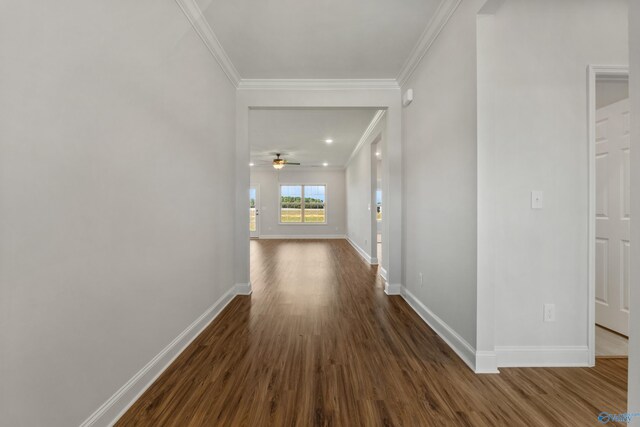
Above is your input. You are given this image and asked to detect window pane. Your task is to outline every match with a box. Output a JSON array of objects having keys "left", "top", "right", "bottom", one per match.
[
  {"left": 303, "top": 185, "right": 326, "bottom": 223},
  {"left": 376, "top": 189, "right": 382, "bottom": 221},
  {"left": 281, "top": 185, "right": 302, "bottom": 223}
]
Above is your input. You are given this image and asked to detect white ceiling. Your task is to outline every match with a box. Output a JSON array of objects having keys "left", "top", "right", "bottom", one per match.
[
  {"left": 249, "top": 108, "right": 379, "bottom": 168},
  {"left": 196, "top": 0, "right": 442, "bottom": 79}
]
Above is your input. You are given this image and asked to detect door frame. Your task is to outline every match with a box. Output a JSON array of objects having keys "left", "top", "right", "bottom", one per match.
[
  {"left": 587, "top": 64, "right": 629, "bottom": 365},
  {"left": 249, "top": 184, "right": 260, "bottom": 238}
]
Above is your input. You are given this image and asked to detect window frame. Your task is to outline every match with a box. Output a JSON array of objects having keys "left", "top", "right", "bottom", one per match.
[{"left": 278, "top": 183, "right": 328, "bottom": 225}]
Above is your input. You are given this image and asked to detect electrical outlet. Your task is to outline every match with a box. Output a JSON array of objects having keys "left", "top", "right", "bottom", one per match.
[
  {"left": 543, "top": 304, "right": 556, "bottom": 322},
  {"left": 419, "top": 272, "right": 423, "bottom": 287}
]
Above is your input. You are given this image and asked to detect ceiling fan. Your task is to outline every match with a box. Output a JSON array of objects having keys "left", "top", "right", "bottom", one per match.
[{"left": 272, "top": 153, "right": 300, "bottom": 170}]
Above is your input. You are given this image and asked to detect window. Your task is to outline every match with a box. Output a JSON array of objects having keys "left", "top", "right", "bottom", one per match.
[
  {"left": 376, "top": 189, "right": 382, "bottom": 221},
  {"left": 280, "top": 184, "right": 326, "bottom": 224}
]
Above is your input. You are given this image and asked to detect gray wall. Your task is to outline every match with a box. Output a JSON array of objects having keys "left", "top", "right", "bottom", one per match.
[
  {"left": 401, "top": 0, "right": 479, "bottom": 348},
  {"left": 250, "top": 169, "right": 346, "bottom": 237},
  {"left": 0, "top": 1, "right": 237, "bottom": 425},
  {"left": 596, "top": 79, "right": 629, "bottom": 109}
]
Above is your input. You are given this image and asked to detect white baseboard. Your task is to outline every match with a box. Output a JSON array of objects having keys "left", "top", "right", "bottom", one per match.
[
  {"left": 379, "top": 266, "right": 388, "bottom": 282},
  {"left": 475, "top": 351, "right": 499, "bottom": 374},
  {"left": 346, "top": 237, "right": 378, "bottom": 265},
  {"left": 384, "top": 283, "right": 402, "bottom": 295},
  {"left": 79, "top": 285, "right": 239, "bottom": 427},
  {"left": 495, "top": 346, "right": 590, "bottom": 367},
  {"left": 401, "top": 287, "right": 476, "bottom": 372},
  {"left": 235, "top": 282, "right": 252, "bottom": 295},
  {"left": 258, "top": 234, "right": 346, "bottom": 240}
]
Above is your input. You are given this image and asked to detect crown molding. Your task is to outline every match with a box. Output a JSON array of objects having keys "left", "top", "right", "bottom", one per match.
[
  {"left": 174, "top": 0, "right": 241, "bottom": 87},
  {"left": 346, "top": 110, "right": 386, "bottom": 166},
  {"left": 237, "top": 79, "right": 399, "bottom": 90},
  {"left": 396, "top": 0, "right": 462, "bottom": 87}
]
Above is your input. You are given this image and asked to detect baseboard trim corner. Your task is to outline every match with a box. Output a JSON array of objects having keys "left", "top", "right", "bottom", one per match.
[
  {"left": 401, "top": 287, "right": 476, "bottom": 372},
  {"left": 495, "top": 345, "right": 590, "bottom": 367},
  {"left": 79, "top": 285, "right": 237, "bottom": 427},
  {"left": 235, "top": 282, "right": 252, "bottom": 295},
  {"left": 346, "top": 237, "right": 378, "bottom": 265}
]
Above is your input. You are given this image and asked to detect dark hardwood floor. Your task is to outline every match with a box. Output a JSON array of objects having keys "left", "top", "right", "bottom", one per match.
[{"left": 117, "top": 239, "right": 627, "bottom": 426}]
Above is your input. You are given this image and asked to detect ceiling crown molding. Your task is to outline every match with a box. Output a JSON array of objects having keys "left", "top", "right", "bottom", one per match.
[
  {"left": 174, "top": 0, "right": 241, "bottom": 87},
  {"left": 237, "top": 79, "right": 399, "bottom": 90},
  {"left": 396, "top": 0, "right": 462, "bottom": 87},
  {"left": 346, "top": 110, "right": 386, "bottom": 166}
]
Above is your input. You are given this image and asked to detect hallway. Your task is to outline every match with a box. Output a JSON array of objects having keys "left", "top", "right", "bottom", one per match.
[{"left": 118, "top": 240, "right": 627, "bottom": 426}]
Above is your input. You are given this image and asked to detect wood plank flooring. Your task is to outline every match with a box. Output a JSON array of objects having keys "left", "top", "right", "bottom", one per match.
[
  {"left": 596, "top": 325, "right": 629, "bottom": 357},
  {"left": 117, "top": 239, "right": 627, "bottom": 426}
]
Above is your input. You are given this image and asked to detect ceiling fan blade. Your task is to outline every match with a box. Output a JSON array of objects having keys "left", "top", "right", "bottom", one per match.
[{"left": 284, "top": 162, "right": 301, "bottom": 165}]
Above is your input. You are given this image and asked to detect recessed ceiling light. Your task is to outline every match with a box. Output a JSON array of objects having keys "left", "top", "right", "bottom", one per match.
[
  {"left": 249, "top": 162, "right": 254, "bottom": 166},
  {"left": 322, "top": 162, "right": 329, "bottom": 167},
  {"left": 375, "top": 152, "right": 381, "bottom": 156},
  {"left": 325, "top": 139, "right": 333, "bottom": 144}
]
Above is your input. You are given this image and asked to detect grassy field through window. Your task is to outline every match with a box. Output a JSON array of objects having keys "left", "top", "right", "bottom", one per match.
[{"left": 280, "top": 208, "right": 325, "bottom": 223}]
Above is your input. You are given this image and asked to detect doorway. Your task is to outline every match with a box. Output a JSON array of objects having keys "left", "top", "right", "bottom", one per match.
[
  {"left": 373, "top": 140, "right": 383, "bottom": 265},
  {"left": 589, "top": 66, "right": 630, "bottom": 360},
  {"left": 250, "top": 185, "right": 260, "bottom": 238}
]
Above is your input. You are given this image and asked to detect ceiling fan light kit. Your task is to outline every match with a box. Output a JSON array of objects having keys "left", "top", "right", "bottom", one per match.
[{"left": 271, "top": 153, "right": 300, "bottom": 169}]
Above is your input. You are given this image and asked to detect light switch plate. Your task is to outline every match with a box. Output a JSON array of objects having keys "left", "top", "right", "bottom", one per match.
[
  {"left": 543, "top": 303, "right": 556, "bottom": 322},
  {"left": 531, "top": 191, "right": 544, "bottom": 209}
]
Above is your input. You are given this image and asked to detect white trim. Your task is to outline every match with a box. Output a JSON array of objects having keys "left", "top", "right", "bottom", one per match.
[
  {"left": 346, "top": 237, "right": 378, "bottom": 265},
  {"left": 379, "top": 267, "right": 388, "bottom": 282},
  {"left": 401, "top": 287, "right": 476, "bottom": 371},
  {"left": 235, "top": 282, "right": 252, "bottom": 295},
  {"left": 258, "top": 234, "right": 346, "bottom": 240},
  {"left": 238, "top": 79, "right": 399, "bottom": 90},
  {"left": 475, "top": 351, "right": 499, "bottom": 374},
  {"left": 396, "top": 0, "right": 462, "bottom": 87},
  {"left": 495, "top": 346, "right": 590, "bottom": 367},
  {"left": 346, "top": 110, "right": 387, "bottom": 166},
  {"left": 174, "top": 0, "right": 241, "bottom": 87},
  {"left": 384, "top": 283, "right": 402, "bottom": 295},
  {"left": 587, "top": 65, "right": 629, "bottom": 367},
  {"left": 79, "top": 285, "right": 239, "bottom": 427}
]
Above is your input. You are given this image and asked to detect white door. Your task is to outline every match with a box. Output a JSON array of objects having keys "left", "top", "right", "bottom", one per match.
[
  {"left": 249, "top": 186, "right": 260, "bottom": 238},
  {"left": 595, "top": 98, "right": 631, "bottom": 336}
]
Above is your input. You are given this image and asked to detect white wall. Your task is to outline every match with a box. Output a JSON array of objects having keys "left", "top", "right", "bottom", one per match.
[
  {"left": 346, "top": 128, "right": 383, "bottom": 261},
  {"left": 401, "top": 0, "right": 479, "bottom": 350},
  {"left": 0, "top": 1, "right": 237, "bottom": 426},
  {"left": 629, "top": 0, "right": 640, "bottom": 422},
  {"left": 250, "top": 169, "right": 346, "bottom": 237},
  {"left": 477, "top": 0, "right": 628, "bottom": 360}
]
